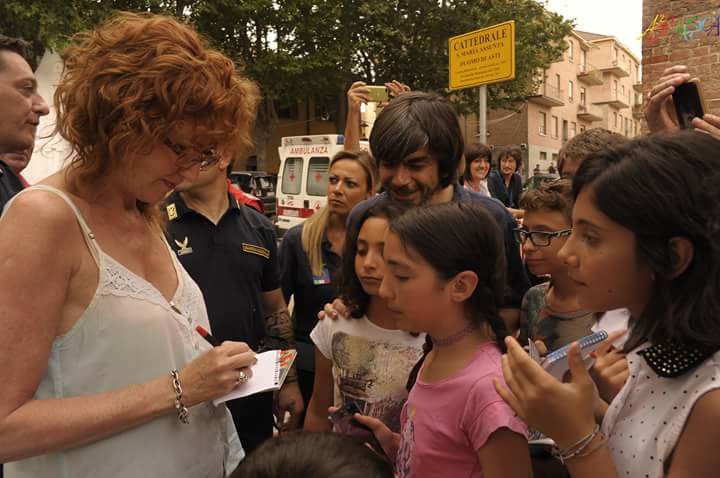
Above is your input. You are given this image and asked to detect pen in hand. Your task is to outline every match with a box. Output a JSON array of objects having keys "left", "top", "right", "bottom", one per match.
[{"left": 196, "top": 325, "right": 222, "bottom": 347}]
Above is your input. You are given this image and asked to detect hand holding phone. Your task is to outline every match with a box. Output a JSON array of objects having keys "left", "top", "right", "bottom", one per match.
[
  {"left": 673, "top": 79, "right": 706, "bottom": 130},
  {"left": 329, "top": 401, "right": 386, "bottom": 456},
  {"left": 366, "top": 85, "right": 389, "bottom": 103}
]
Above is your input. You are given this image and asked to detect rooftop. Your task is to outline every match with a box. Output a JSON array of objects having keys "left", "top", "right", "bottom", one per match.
[{"left": 575, "top": 30, "right": 611, "bottom": 42}]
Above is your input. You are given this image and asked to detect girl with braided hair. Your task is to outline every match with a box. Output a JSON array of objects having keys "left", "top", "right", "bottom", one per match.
[{"left": 353, "top": 202, "right": 531, "bottom": 478}]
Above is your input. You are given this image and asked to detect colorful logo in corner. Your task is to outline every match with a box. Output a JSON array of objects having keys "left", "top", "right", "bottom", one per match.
[{"left": 639, "top": 11, "right": 720, "bottom": 45}]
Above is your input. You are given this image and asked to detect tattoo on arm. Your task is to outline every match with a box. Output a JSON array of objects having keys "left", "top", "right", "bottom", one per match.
[
  {"left": 264, "top": 309, "right": 295, "bottom": 346},
  {"left": 264, "top": 309, "right": 298, "bottom": 382}
]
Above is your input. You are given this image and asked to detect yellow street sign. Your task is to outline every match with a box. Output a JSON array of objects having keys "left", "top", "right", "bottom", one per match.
[{"left": 449, "top": 20, "right": 516, "bottom": 90}]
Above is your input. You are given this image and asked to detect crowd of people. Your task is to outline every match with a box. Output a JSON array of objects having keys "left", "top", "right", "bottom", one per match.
[{"left": 2, "top": 11, "right": 720, "bottom": 478}]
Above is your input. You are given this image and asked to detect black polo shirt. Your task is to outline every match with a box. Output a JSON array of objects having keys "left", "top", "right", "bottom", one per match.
[
  {"left": 279, "top": 224, "right": 341, "bottom": 343},
  {"left": 165, "top": 192, "right": 280, "bottom": 349}
]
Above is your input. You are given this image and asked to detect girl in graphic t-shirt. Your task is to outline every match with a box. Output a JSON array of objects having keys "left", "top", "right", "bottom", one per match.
[
  {"left": 355, "top": 202, "right": 531, "bottom": 478},
  {"left": 304, "top": 202, "right": 425, "bottom": 434}
]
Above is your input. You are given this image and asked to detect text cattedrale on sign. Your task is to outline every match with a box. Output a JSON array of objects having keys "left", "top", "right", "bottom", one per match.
[{"left": 449, "top": 21, "right": 516, "bottom": 90}]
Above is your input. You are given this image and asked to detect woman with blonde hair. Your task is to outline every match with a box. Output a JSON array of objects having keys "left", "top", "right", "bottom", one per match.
[
  {"left": 0, "top": 12, "right": 259, "bottom": 477},
  {"left": 280, "top": 150, "right": 376, "bottom": 412}
]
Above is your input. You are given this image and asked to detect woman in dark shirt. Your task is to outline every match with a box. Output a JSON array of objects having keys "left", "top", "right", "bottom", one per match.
[
  {"left": 279, "top": 150, "right": 376, "bottom": 410},
  {"left": 488, "top": 145, "right": 524, "bottom": 219}
]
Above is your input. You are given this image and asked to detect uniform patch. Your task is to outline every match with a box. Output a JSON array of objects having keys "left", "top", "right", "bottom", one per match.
[
  {"left": 242, "top": 243, "right": 270, "bottom": 259},
  {"left": 174, "top": 237, "right": 193, "bottom": 256},
  {"left": 166, "top": 203, "right": 178, "bottom": 220},
  {"left": 312, "top": 266, "right": 332, "bottom": 285}
]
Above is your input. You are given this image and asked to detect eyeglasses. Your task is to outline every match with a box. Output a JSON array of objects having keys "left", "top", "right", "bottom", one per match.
[
  {"left": 163, "top": 138, "right": 220, "bottom": 170},
  {"left": 514, "top": 227, "right": 572, "bottom": 247}
]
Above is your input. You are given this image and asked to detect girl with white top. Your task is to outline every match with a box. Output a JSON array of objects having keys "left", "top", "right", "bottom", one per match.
[
  {"left": 496, "top": 131, "right": 720, "bottom": 477},
  {"left": 304, "top": 202, "right": 425, "bottom": 433}
]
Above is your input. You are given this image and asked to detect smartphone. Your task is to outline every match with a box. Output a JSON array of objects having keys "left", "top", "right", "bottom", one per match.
[
  {"left": 673, "top": 79, "right": 706, "bottom": 129},
  {"left": 366, "top": 85, "right": 389, "bottom": 103},
  {"left": 329, "top": 401, "right": 385, "bottom": 456}
]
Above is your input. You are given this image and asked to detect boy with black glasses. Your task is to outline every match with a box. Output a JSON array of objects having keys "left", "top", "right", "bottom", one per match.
[{"left": 515, "top": 179, "right": 597, "bottom": 352}]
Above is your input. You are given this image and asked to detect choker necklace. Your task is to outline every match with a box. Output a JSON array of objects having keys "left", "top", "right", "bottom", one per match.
[{"left": 431, "top": 323, "right": 477, "bottom": 347}]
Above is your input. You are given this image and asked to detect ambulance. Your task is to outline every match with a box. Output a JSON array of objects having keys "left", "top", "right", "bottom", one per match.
[{"left": 275, "top": 134, "right": 348, "bottom": 236}]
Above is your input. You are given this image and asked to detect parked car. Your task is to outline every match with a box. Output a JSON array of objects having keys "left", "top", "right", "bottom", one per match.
[
  {"left": 227, "top": 180, "right": 264, "bottom": 214},
  {"left": 523, "top": 173, "right": 559, "bottom": 191},
  {"left": 229, "top": 171, "right": 277, "bottom": 219}
]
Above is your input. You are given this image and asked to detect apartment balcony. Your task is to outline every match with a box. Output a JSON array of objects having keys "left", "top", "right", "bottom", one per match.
[
  {"left": 577, "top": 104, "right": 604, "bottom": 122},
  {"left": 593, "top": 92, "right": 630, "bottom": 109},
  {"left": 597, "top": 59, "right": 630, "bottom": 78},
  {"left": 633, "top": 82, "right": 643, "bottom": 93},
  {"left": 632, "top": 103, "right": 644, "bottom": 119},
  {"left": 529, "top": 83, "right": 564, "bottom": 107},
  {"left": 577, "top": 64, "right": 604, "bottom": 86}
]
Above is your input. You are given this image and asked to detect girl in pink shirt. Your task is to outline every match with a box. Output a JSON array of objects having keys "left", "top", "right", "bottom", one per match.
[{"left": 356, "top": 202, "right": 531, "bottom": 478}]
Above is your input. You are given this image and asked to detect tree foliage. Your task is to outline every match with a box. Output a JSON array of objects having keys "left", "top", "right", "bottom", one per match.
[{"left": 1, "top": 0, "right": 573, "bottom": 148}]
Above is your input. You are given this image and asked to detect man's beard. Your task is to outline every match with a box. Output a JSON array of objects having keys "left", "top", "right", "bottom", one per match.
[{"left": 386, "top": 181, "right": 438, "bottom": 206}]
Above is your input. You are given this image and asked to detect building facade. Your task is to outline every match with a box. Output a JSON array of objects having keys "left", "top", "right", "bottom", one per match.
[
  {"left": 641, "top": 0, "right": 720, "bottom": 119},
  {"left": 482, "top": 30, "right": 642, "bottom": 177}
]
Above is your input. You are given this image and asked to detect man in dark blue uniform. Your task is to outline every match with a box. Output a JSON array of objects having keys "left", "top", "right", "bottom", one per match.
[{"left": 165, "top": 152, "right": 303, "bottom": 452}]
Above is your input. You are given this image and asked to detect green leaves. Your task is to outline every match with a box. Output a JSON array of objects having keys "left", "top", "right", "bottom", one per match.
[{"left": 2, "top": 0, "right": 572, "bottom": 137}]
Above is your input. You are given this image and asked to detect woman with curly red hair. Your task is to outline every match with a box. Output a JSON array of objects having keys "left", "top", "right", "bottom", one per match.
[{"left": 0, "top": 12, "right": 259, "bottom": 477}]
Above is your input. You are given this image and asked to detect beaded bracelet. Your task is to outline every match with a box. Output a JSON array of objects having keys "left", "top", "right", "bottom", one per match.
[
  {"left": 552, "top": 424, "right": 601, "bottom": 464},
  {"left": 170, "top": 370, "right": 190, "bottom": 425}
]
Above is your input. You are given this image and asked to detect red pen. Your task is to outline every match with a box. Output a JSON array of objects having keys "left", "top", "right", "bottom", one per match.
[{"left": 196, "top": 325, "right": 221, "bottom": 347}]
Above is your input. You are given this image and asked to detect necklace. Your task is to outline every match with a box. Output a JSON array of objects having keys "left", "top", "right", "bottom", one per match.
[{"left": 431, "top": 323, "right": 477, "bottom": 347}]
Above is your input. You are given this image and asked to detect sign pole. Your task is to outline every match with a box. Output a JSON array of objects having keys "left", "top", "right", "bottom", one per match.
[{"left": 478, "top": 85, "right": 487, "bottom": 143}]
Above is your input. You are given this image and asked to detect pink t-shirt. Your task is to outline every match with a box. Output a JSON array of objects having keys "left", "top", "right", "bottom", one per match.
[{"left": 395, "top": 341, "right": 528, "bottom": 478}]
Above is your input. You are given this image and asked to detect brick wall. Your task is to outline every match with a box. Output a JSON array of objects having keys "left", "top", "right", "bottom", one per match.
[{"left": 642, "top": 1, "right": 720, "bottom": 115}]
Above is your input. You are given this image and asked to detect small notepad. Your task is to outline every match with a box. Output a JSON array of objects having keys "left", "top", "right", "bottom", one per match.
[
  {"left": 530, "top": 330, "right": 608, "bottom": 381},
  {"left": 213, "top": 349, "right": 297, "bottom": 405}
]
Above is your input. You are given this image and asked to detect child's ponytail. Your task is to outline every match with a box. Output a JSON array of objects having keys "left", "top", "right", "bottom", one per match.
[{"left": 406, "top": 335, "right": 434, "bottom": 391}]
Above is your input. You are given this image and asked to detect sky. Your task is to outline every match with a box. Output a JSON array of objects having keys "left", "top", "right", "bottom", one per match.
[{"left": 544, "top": 0, "right": 643, "bottom": 59}]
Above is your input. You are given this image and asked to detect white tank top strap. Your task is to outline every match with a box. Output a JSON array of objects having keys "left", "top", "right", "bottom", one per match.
[{"left": 16, "top": 185, "right": 101, "bottom": 265}]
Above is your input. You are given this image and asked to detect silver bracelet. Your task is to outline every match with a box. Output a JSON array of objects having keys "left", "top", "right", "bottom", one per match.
[
  {"left": 170, "top": 370, "right": 190, "bottom": 425},
  {"left": 552, "top": 424, "right": 600, "bottom": 464}
]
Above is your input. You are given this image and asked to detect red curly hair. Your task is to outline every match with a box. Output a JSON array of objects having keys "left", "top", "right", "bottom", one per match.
[{"left": 54, "top": 12, "right": 260, "bottom": 214}]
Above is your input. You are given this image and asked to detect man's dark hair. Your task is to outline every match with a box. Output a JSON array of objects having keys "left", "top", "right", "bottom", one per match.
[
  {"left": 0, "top": 35, "right": 33, "bottom": 71},
  {"left": 557, "top": 127, "right": 627, "bottom": 177},
  {"left": 231, "top": 431, "right": 394, "bottom": 478},
  {"left": 369, "top": 91, "right": 463, "bottom": 188},
  {"left": 495, "top": 145, "right": 521, "bottom": 172}
]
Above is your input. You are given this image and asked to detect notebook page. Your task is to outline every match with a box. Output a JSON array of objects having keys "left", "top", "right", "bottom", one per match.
[{"left": 213, "top": 350, "right": 280, "bottom": 405}]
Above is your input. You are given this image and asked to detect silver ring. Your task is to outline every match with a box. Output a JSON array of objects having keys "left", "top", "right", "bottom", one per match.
[{"left": 237, "top": 370, "right": 248, "bottom": 385}]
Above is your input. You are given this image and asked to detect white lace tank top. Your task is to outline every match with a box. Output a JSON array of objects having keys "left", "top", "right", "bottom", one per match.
[{"left": 3, "top": 185, "right": 243, "bottom": 478}]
